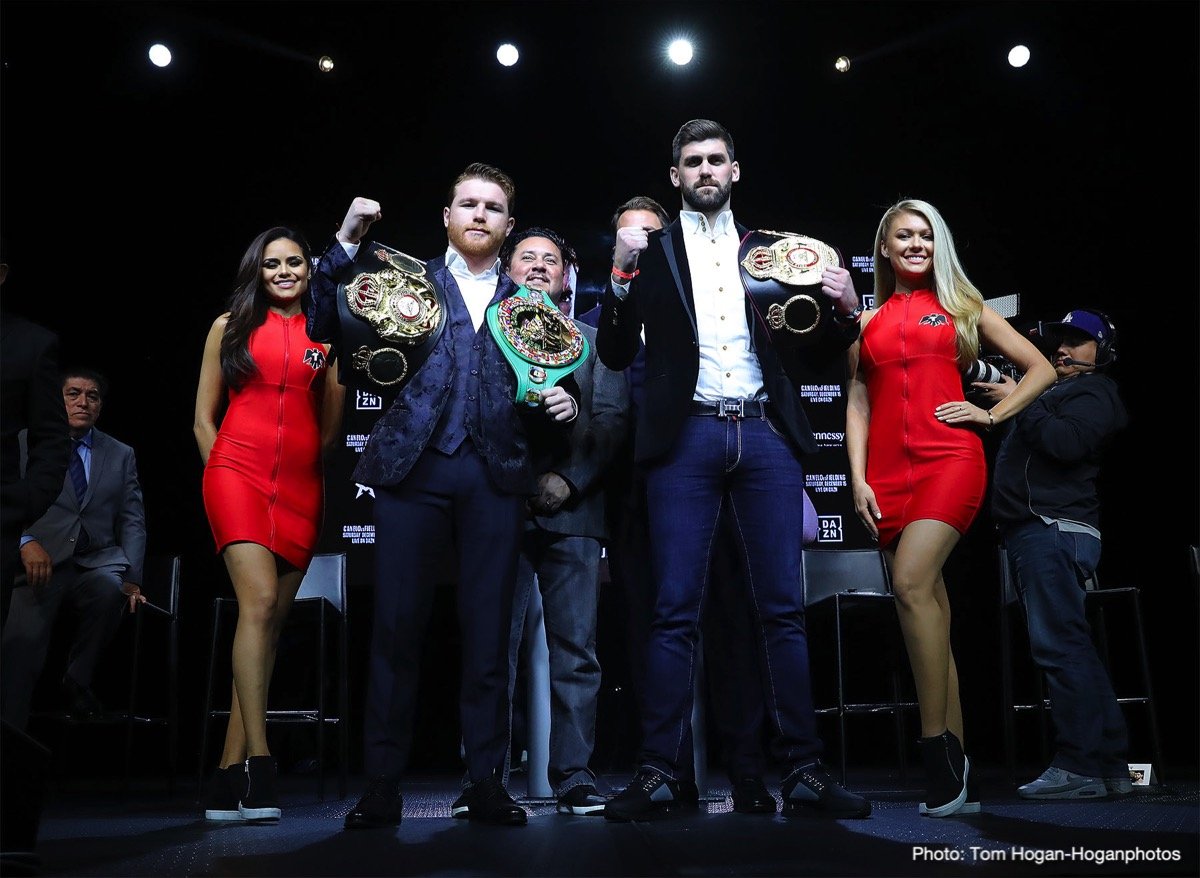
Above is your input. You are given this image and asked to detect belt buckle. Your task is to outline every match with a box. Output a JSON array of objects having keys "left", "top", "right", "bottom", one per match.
[{"left": 718, "top": 398, "right": 745, "bottom": 419}]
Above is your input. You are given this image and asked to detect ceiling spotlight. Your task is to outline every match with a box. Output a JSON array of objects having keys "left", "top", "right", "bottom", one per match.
[
  {"left": 148, "top": 43, "right": 172, "bottom": 68},
  {"left": 497, "top": 43, "right": 519, "bottom": 67},
  {"left": 667, "top": 39, "right": 693, "bottom": 66},
  {"left": 834, "top": 55, "right": 851, "bottom": 73},
  {"left": 317, "top": 55, "right": 334, "bottom": 73},
  {"left": 1008, "top": 44, "right": 1031, "bottom": 67}
]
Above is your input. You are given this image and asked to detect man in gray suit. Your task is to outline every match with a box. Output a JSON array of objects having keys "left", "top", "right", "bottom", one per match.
[
  {"left": 1, "top": 368, "right": 146, "bottom": 730},
  {"left": 499, "top": 227, "right": 630, "bottom": 816}
]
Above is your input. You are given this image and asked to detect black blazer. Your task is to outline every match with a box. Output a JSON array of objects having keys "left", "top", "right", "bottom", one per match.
[
  {"left": 595, "top": 219, "right": 857, "bottom": 465},
  {"left": 0, "top": 311, "right": 69, "bottom": 543}
]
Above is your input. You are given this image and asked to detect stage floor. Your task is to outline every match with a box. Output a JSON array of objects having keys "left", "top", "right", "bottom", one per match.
[{"left": 13, "top": 768, "right": 1199, "bottom": 877}]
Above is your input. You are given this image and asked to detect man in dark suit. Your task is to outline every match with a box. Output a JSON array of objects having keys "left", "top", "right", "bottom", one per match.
[
  {"left": 577, "top": 197, "right": 666, "bottom": 721},
  {"left": 0, "top": 244, "right": 70, "bottom": 625},
  {"left": 1, "top": 368, "right": 147, "bottom": 731},
  {"left": 307, "top": 165, "right": 577, "bottom": 830},
  {"left": 498, "top": 227, "right": 630, "bottom": 816},
  {"left": 0, "top": 240, "right": 71, "bottom": 872},
  {"left": 582, "top": 197, "right": 778, "bottom": 813},
  {"left": 597, "top": 119, "right": 870, "bottom": 821}
]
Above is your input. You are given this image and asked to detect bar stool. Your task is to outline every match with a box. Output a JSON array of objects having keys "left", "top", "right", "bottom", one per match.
[
  {"left": 801, "top": 547, "right": 916, "bottom": 787},
  {"left": 197, "top": 553, "right": 349, "bottom": 801}
]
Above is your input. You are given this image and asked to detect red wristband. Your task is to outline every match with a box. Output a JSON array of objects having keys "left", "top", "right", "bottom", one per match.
[{"left": 611, "top": 266, "right": 640, "bottom": 280}]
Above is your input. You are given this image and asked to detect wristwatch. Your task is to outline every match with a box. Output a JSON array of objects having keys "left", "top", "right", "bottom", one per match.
[{"left": 834, "top": 304, "right": 864, "bottom": 324}]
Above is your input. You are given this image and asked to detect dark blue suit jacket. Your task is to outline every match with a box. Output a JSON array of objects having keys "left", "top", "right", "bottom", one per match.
[{"left": 308, "top": 242, "right": 535, "bottom": 495}]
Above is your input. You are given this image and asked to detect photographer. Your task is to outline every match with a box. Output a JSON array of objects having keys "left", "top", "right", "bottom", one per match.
[{"left": 973, "top": 309, "right": 1130, "bottom": 800}]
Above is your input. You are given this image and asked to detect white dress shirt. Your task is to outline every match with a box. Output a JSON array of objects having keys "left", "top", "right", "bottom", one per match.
[
  {"left": 444, "top": 246, "right": 502, "bottom": 332},
  {"left": 679, "top": 210, "right": 766, "bottom": 403}
]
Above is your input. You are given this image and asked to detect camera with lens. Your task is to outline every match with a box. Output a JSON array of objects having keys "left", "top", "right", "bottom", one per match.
[
  {"left": 963, "top": 359, "right": 1003, "bottom": 385},
  {"left": 963, "top": 355, "right": 1022, "bottom": 399}
]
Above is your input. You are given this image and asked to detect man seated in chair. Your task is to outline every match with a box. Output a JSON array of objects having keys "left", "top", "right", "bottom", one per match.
[
  {"left": 973, "top": 309, "right": 1130, "bottom": 799},
  {"left": 0, "top": 368, "right": 146, "bottom": 730}
]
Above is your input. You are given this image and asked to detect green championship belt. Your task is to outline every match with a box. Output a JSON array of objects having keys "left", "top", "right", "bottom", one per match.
[
  {"left": 337, "top": 241, "right": 446, "bottom": 390},
  {"left": 486, "top": 285, "right": 589, "bottom": 406},
  {"left": 738, "top": 230, "right": 842, "bottom": 347}
]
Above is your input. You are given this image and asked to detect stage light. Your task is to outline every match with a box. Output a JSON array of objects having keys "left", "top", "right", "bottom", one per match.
[
  {"left": 497, "top": 43, "right": 519, "bottom": 67},
  {"left": 667, "top": 39, "right": 693, "bottom": 66},
  {"left": 834, "top": 55, "right": 851, "bottom": 73},
  {"left": 148, "top": 43, "right": 172, "bottom": 68},
  {"left": 1008, "top": 44, "right": 1031, "bottom": 67},
  {"left": 318, "top": 55, "right": 334, "bottom": 73}
]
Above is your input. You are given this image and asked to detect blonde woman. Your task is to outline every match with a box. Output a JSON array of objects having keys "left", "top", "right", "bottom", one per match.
[{"left": 846, "top": 199, "right": 1054, "bottom": 816}]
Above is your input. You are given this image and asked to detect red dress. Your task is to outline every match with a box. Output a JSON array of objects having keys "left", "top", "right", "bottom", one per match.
[
  {"left": 202, "top": 311, "right": 331, "bottom": 570},
  {"left": 859, "top": 289, "right": 985, "bottom": 548}
]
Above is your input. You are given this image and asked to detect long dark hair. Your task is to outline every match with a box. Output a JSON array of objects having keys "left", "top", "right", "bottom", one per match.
[{"left": 220, "top": 226, "right": 312, "bottom": 390}]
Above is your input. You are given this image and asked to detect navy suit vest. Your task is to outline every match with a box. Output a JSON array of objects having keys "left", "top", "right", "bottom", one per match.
[{"left": 428, "top": 281, "right": 480, "bottom": 455}]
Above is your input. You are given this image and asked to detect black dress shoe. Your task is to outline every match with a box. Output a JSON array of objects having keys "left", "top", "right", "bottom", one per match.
[
  {"left": 730, "top": 776, "right": 777, "bottom": 814},
  {"left": 605, "top": 767, "right": 701, "bottom": 822},
  {"left": 781, "top": 762, "right": 871, "bottom": 819},
  {"left": 344, "top": 777, "right": 403, "bottom": 830},
  {"left": 61, "top": 675, "right": 104, "bottom": 721},
  {"left": 465, "top": 776, "right": 526, "bottom": 826}
]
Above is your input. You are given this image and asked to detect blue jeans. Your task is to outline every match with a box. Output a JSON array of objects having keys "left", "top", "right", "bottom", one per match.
[
  {"left": 640, "top": 414, "right": 821, "bottom": 778},
  {"left": 1004, "top": 519, "right": 1128, "bottom": 777},
  {"left": 508, "top": 530, "right": 602, "bottom": 796}
]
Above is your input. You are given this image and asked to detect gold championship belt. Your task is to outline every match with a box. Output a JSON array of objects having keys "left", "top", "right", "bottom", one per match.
[
  {"left": 486, "top": 285, "right": 589, "bottom": 406},
  {"left": 336, "top": 241, "right": 446, "bottom": 390},
  {"left": 738, "top": 230, "right": 841, "bottom": 345}
]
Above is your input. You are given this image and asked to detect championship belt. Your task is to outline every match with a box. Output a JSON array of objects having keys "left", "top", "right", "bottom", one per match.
[
  {"left": 738, "top": 230, "right": 841, "bottom": 346},
  {"left": 335, "top": 241, "right": 446, "bottom": 390},
  {"left": 485, "top": 285, "right": 589, "bottom": 406}
]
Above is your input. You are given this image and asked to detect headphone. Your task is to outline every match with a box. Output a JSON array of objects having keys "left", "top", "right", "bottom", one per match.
[
  {"left": 1034, "top": 308, "right": 1118, "bottom": 369},
  {"left": 1075, "top": 308, "right": 1118, "bottom": 367}
]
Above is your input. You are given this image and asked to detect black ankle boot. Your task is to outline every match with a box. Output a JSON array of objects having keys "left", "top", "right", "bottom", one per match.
[
  {"left": 918, "top": 731, "right": 968, "bottom": 818},
  {"left": 240, "top": 756, "right": 281, "bottom": 823}
]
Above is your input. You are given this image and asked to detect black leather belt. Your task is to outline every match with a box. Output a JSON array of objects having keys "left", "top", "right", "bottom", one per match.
[{"left": 689, "top": 399, "right": 773, "bottom": 419}]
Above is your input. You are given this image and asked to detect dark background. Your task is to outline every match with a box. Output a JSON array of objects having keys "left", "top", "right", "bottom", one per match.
[{"left": 2, "top": 1, "right": 1196, "bottom": 786}]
